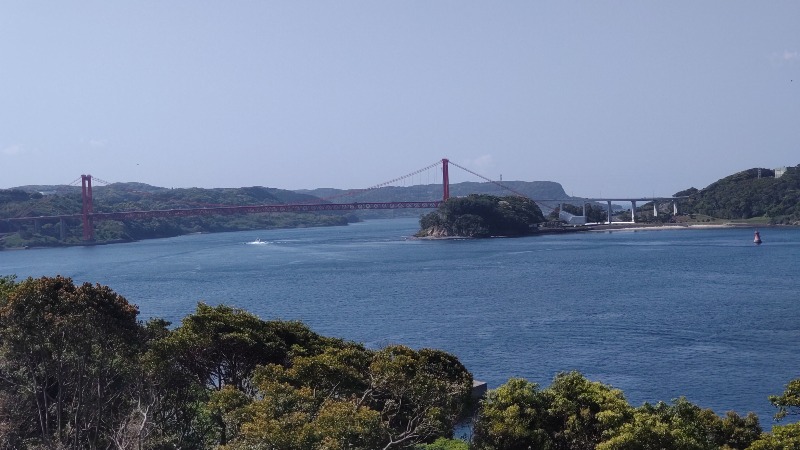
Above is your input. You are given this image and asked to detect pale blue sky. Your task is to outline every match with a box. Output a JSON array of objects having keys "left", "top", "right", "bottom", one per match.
[{"left": 1, "top": 2, "right": 798, "bottom": 197}]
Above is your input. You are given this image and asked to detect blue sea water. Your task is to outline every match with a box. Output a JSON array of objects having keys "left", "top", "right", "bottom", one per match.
[{"left": 2, "top": 218, "right": 799, "bottom": 423}]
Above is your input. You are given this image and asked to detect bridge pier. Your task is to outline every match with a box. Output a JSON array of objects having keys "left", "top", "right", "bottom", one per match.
[
  {"left": 60, "top": 218, "right": 67, "bottom": 241},
  {"left": 563, "top": 196, "right": 687, "bottom": 225}
]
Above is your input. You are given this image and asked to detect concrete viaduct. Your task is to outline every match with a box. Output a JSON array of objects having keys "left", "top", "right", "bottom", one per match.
[{"left": 548, "top": 197, "right": 686, "bottom": 225}]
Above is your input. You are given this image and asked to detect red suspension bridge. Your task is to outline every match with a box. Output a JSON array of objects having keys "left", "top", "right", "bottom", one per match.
[{"left": 5, "top": 158, "right": 539, "bottom": 242}]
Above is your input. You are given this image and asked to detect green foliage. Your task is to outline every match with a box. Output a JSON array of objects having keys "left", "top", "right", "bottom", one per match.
[
  {"left": 473, "top": 373, "right": 634, "bottom": 450},
  {"left": 139, "top": 303, "right": 472, "bottom": 449},
  {"left": 223, "top": 344, "right": 472, "bottom": 449},
  {"left": 0, "top": 276, "right": 144, "bottom": 449},
  {"left": 597, "top": 398, "right": 760, "bottom": 450},
  {"left": 419, "top": 194, "right": 546, "bottom": 237},
  {"left": 744, "top": 380, "right": 800, "bottom": 449},
  {"left": 0, "top": 275, "right": 791, "bottom": 449},
  {"left": 226, "top": 378, "right": 384, "bottom": 450},
  {"left": 474, "top": 375, "right": 761, "bottom": 450},
  {"left": 0, "top": 184, "right": 353, "bottom": 248},
  {"left": 302, "top": 180, "right": 569, "bottom": 208},
  {"left": 0, "top": 189, "right": 42, "bottom": 203},
  {"left": 747, "top": 422, "right": 800, "bottom": 450},
  {"left": 768, "top": 378, "right": 800, "bottom": 421},
  {"left": 472, "top": 378, "right": 554, "bottom": 449},
  {"left": 545, "top": 371, "right": 634, "bottom": 449},
  {"left": 418, "top": 437, "right": 470, "bottom": 449},
  {"left": 0, "top": 274, "right": 15, "bottom": 302},
  {"left": 677, "top": 165, "right": 800, "bottom": 223},
  {"left": 159, "top": 303, "right": 287, "bottom": 392},
  {"left": 367, "top": 346, "right": 474, "bottom": 446}
]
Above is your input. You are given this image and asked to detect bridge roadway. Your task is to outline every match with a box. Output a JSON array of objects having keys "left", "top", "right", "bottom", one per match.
[
  {"left": 539, "top": 197, "right": 686, "bottom": 224},
  {"left": 5, "top": 196, "right": 684, "bottom": 225},
  {"left": 5, "top": 195, "right": 687, "bottom": 241},
  {"left": 5, "top": 201, "right": 443, "bottom": 223}
]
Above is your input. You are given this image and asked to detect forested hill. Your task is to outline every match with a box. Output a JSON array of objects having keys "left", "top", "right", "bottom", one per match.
[
  {"left": 11, "top": 182, "right": 323, "bottom": 208},
  {"left": 417, "top": 194, "right": 546, "bottom": 238},
  {"left": 676, "top": 165, "right": 800, "bottom": 223},
  {"left": 0, "top": 183, "right": 351, "bottom": 248}
]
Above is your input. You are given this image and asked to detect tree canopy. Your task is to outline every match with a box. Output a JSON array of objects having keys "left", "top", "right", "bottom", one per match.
[
  {"left": 676, "top": 165, "right": 800, "bottom": 223},
  {"left": 0, "top": 277, "right": 473, "bottom": 449},
  {"left": 418, "top": 194, "right": 546, "bottom": 238},
  {"left": 0, "top": 275, "right": 796, "bottom": 449},
  {"left": 473, "top": 375, "right": 762, "bottom": 450},
  {"left": 0, "top": 275, "right": 144, "bottom": 449}
]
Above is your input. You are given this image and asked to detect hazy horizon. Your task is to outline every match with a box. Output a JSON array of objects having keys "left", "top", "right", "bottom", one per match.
[
  {"left": 4, "top": 164, "right": 789, "bottom": 199},
  {"left": 2, "top": 2, "right": 798, "bottom": 197}
]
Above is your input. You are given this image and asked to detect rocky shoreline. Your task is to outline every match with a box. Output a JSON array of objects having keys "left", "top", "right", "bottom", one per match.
[{"left": 413, "top": 221, "right": 785, "bottom": 240}]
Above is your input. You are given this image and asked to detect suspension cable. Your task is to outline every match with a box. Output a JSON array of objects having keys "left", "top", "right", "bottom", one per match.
[
  {"left": 90, "top": 176, "right": 113, "bottom": 186},
  {"left": 447, "top": 160, "right": 557, "bottom": 212},
  {"left": 318, "top": 160, "right": 443, "bottom": 202},
  {"left": 447, "top": 160, "right": 529, "bottom": 198}
]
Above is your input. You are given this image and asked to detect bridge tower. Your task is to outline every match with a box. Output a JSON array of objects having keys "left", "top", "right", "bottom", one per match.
[
  {"left": 442, "top": 158, "right": 450, "bottom": 201},
  {"left": 81, "top": 174, "right": 94, "bottom": 241}
]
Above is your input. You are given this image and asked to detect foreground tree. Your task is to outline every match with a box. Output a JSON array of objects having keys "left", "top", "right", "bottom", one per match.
[
  {"left": 747, "top": 422, "right": 800, "bottom": 449},
  {"left": 364, "top": 346, "right": 473, "bottom": 448},
  {"left": 224, "top": 373, "right": 384, "bottom": 450},
  {"left": 768, "top": 379, "right": 800, "bottom": 422},
  {"left": 544, "top": 371, "right": 634, "bottom": 449},
  {"left": 472, "top": 378, "right": 554, "bottom": 450},
  {"left": 473, "top": 373, "right": 635, "bottom": 450},
  {"left": 0, "top": 274, "right": 15, "bottom": 300},
  {"left": 474, "top": 374, "right": 760, "bottom": 450},
  {"left": 746, "top": 379, "right": 800, "bottom": 449},
  {"left": 0, "top": 275, "right": 774, "bottom": 450},
  {"left": 225, "top": 345, "right": 473, "bottom": 449},
  {"left": 597, "top": 398, "right": 760, "bottom": 450},
  {"left": 419, "top": 438, "right": 470, "bottom": 450},
  {"left": 145, "top": 303, "right": 294, "bottom": 447},
  {"left": 0, "top": 275, "right": 144, "bottom": 449}
]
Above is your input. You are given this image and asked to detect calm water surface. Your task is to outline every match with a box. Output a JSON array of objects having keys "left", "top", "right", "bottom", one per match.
[{"left": 2, "top": 218, "right": 799, "bottom": 422}]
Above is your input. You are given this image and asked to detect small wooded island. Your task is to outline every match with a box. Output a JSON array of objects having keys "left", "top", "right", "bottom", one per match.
[{"left": 416, "top": 194, "right": 547, "bottom": 238}]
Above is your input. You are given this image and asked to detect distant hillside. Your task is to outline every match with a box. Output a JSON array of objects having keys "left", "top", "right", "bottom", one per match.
[
  {"left": 676, "top": 165, "right": 800, "bottom": 224},
  {"left": 297, "top": 180, "right": 571, "bottom": 219},
  {"left": 0, "top": 183, "right": 351, "bottom": 248},
  {"left": 1, "top": 179, "right": 576, "bottom": 248},
  {"left": 297, "top": 180, "right": 570, "bottom": 202},
  {"left": 11, "top": 182, "right": 323, "bottom": 211}
]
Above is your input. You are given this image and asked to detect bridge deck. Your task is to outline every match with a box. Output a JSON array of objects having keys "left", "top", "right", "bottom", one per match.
[{"left": 5, "top": 201, "right": 443, "bottom": 222}]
